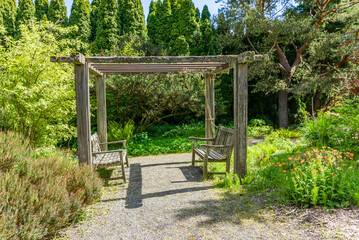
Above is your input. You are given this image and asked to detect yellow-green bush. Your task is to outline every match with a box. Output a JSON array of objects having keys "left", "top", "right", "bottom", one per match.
[{"left": 0, "top": 131, "right": 102, "bottom": 239}]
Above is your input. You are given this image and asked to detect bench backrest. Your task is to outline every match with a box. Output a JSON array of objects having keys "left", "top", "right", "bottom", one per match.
[
  {"left": 90, "top": 133, "right": 101, "bottom": 152},
  {"left": 214, "top": 125, "right": 234, "bottom": 156}
]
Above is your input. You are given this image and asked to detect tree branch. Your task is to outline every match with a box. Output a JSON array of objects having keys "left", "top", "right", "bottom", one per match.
[{"left": 246, "top": 35, "right": 259, "bottom": 54}]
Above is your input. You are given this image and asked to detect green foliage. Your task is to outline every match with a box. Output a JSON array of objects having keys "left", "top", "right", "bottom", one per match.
[
  {"left": 35, "top": 0, "right": 49, "bottom": 21},
  {"left": 118, "top": 0, "right": 147, "bottom": 38},
  {"left": 108, "top": 120, "right": 135, "bottom": 142},
  {"left": 92, "top": 0, "right": 119, "bottom": 53},
  {"left": 127, "top": 122, "right": 205, "bottom": 156},
  {"left": 0, "top": 0, "right": 17, "bottom": 36},
  {"left": 69, "top": 0, "right": 91, "bottom": 42},
  {"left": 253, "top": 147, "right": 359, "bottom": 207},
  {"left": 89, "top": 0, "right": 100, "bottom": 42},
  {"left": 265, "top": 129, "right": 301, "bottom": 142},
  {"left": 106, "top": 74, "right": 204, "bottom": 133},
  {"left": 170, "top": 35, "right": 190, "bottom": 56},
  {"left": 48, "top": 0, "right": 68, "bottom": 24},
  {"left": 0, "top": 131, "right": 102, "bottom": 239},
  {"left": 16, "top": 0, "right": 35, "bottom": 31},
  {"left": 302, "top": 97, "right": 359, "bottom": 152},
  {"left": 0, "top": 22, "right": 76, "bottom": 146},
  {"left": 201, "top": 5, "right": 210, "bottom": 22},
  {"left": 0, "top": 131, "right": 31, "bottom": 173},
  {"left": 215, "top": 173, "right": 242, "bottom": 192}
]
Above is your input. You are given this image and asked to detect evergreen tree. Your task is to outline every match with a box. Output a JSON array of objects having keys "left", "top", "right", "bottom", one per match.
[
  {"left": 147, "top": 1, "right": 158, "bottom": 42},
  {"left": 157, "top": 0, "right": 172, "bottom": 44},
  {"left": 195, "top": 7, "right": 200, "bottom": 22},
  {"left": 118, "top": 0, "right": 147, "bottom": 38},
  {"left": 48, "top": 0, "right": 67, "bottom": 24},
  {"left": 16, "top": 0, "right": 35, "bottom": 30},
  {"left": 69, "top": 0, "right": 91, "bottom": 42},
  {"left": 35, "top": 0, "right": 49, "bottom": 21},
  {"left": 170, "top": 0, "right": 199, "bottom": 54},
  {"left": 0, "top": 0, "right": 17, "bottom": 36},
  {"left": 90, "top": 0, "right": 101, "bottom": 42},
  {"left": 170, "top": 35, "right": 189, "bottom": 55},
  {"left": 92, "top": 0, "right": 118, "bottom": 53},
  {"left": 201, "top": 5, "right": 210, "bottom": 22}
]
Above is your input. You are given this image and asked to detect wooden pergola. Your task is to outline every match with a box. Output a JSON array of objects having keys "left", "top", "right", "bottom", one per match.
[{"left": 50, "top": 51, "right": 266, "bottom": 178}]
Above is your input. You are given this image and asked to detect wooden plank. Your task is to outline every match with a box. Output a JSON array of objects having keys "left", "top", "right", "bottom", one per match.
[
  {"left": 75, "top": 63, "right": 92, "bottom": 164},
  {"left": 237, "top": 52, "right": 269, "bottom": 64},
  {"left": 89, "top": 66, "right": 103, "bottom": 77},
  {"left": 233, "top": 62, "right": 248, "bottom": 178},
  {"left": 86, "top": 55, "right": 238, "bottom": 63},
  {"left": 205, "top": 75, "right": 215, "bottom": 139},
  {"left": 96, "top": 75, "right": 107, "bottom": 151},
  {"left": 51, "top": 52, "right": 86, "bottom": 65}
]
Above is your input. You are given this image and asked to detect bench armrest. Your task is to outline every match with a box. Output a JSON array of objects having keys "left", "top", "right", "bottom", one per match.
[
  {"left": 92, "top": 149, "right": 125, "bottom": 155},
  {"left": 199, "top": 144, "right": 232, "bottom": 149},
  {"left": 99, "top": 140, "right": 127, "bottom": 149},
  {"left": 188, "top": 137, "right": 215, "bottom": 141}
]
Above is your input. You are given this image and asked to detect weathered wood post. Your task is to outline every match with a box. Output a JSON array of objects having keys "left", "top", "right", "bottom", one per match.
[
  {"left": 205, "top": 74, "right": 215, "bottom": 139},
  {"left": 74, "top": 56, "right": 92, "bottom": 164},
  {"left": 96, "top": 74, "right": 107, "bottom": 150},
  {"left": 233, "top": 60, "right": 248, "bottom": 178}
]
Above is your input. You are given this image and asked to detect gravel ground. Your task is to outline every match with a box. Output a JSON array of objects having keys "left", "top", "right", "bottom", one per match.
[{"left": 58, "top": 143, "right": 359, "bottom": 240}]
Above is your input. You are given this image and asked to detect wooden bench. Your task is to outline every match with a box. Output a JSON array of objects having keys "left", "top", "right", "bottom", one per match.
[
  {"left": 189, "top": 125, "right": 234, "bottom": 179},
  {"left": 90, "top": 133, "right": 129, "bottom": 182}
]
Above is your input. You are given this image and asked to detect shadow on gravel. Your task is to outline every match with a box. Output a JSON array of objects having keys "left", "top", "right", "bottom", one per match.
[
  {"left": 123, "top": 163, "right": 209, "bottom": 209},
  {"left": 125, "top": 163, "right": 143, "bottom": 209},
  {"left": 175, "top": 192, "right": 266, "bottom": 227}
]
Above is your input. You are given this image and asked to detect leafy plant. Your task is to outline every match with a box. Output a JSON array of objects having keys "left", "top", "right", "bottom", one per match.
[
  {"left": 0, "top": 131, "right": 102, "bottom": 239},
  {"left": 108, "top": 120, "right": 135, "bottom": 142},
  {"left": 302, "top": 97, "right": 359, "bottom": 152}
]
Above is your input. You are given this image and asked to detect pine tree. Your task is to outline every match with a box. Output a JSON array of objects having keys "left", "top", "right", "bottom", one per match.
[
  {"left": 147, "top": 0, "right": 158, "bottom": 42},
  {"left": 170, "top": 0, "right": 199, "bottom": 54},
  {"left": 201, "top": 5, "right": 210, "bottom": 22},
  {"left": 118, "top": 0, "right": 146, "bottom": 38},
  {"left": 69, "top": 0, "right": 91, "bottom": 42},
  {"left": 35, "top": 0, "right": 49, "bottom": 21},
  {"left": 0, "top": 0, "right": 17, "bottom": 36},
  {"left": 48, "top": 0, "right": 67, "bottom": 24},
  {"left": 92, "top": 0, "right": 118, "bottom": 53},
  {"left": 16, "top": 0, "right": 35, "bottom": 30},
  {"left": 157, "top": 0, "right": 172, "bottom": 44},
  {"left": 90, "top": 0, "right": 101, "bottom": 42}
]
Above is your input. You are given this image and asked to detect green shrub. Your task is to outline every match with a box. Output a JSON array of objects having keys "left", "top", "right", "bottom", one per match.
[
  {"left": 108, "top": 120, "right": 135, "bottom": 142},
  {"left": 265, "top": 128, "right": 301, "bottom": 142},
  {"left": 246, "top": 146, "right": 359, "bottom": 208},
  {"left": 302, "top": 97, "right": 359, "bottom": 152},
  {"left": 0, "top": 131, "right": 31, "bottom": 172},
  {"left": 162, "top": 122, "right": 204, "bottom": 138},
  {"left": 0, "top": 131, "right": 102, "bottom": 239}
]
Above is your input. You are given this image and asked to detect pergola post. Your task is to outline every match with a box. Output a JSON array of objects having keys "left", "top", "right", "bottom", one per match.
[
  {"left": 75, "top": 62, "right": 92, "bottom": 164},
  {"left": 96, "top": 74, "right": 107, "bottom": 150},
  {"left": 233, "top": 62, "right": 248, "bottom": 178},
  {"left": 205, "top": 74, "right": 215, "bottom": 139}
]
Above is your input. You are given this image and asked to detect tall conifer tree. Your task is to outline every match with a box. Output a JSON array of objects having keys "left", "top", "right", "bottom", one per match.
[
  {"left": 35, "top": 0, "right": 49, "bottom": 21},
  {"left": 90, "top": 0, "right": 101, "bottom": 42},
  {"left": 118, "top": 0, "right": 146, "bottom": 37},
  {"left": 69, "top": 0, "right": 91, "bottom": 42},
  {"left": 92, "top": 0, "right": 118, "bottom": 53},
  {"left": 48, "top": 0, "right": 67, "bottom": 24},
  {"left": 0, "top": 0, "right": 17, "bottom": 36},
  {"left": 201, "top": 5, "right": 210, "bottom": 22},
  {"left": 16, "top": 0, "right": 35, "bottom": 30},
  {"left": 147, "top": 1, "right": 158, "bottom": 42}
]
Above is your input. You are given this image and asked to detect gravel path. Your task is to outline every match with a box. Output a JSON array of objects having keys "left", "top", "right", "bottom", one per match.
[{"left": 58, "top": 148, "right": 332, "bottom": 240}]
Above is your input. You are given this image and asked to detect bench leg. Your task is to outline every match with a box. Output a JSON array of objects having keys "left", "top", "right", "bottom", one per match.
[
  {"left": 226, "top": 157, "right": 230, "bottom": 173},
  {"left": 192, "top": 149, "right": 195, "bottom": 166},
  {"left": 125, "top": 153, "right": 129, "bottom": 168},
  {"left": 120, "top": 153, "right": 126, "bottom": 183},
  {"left": 203, "top": 156, "right": 208, "bottom": 179}
]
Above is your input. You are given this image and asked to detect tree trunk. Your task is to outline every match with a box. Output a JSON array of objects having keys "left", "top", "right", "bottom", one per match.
[{"left": 278, "top": 90, "right": 289, "bottom": 129}]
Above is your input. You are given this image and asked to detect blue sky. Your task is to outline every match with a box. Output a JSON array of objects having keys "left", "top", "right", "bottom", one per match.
[{"left": 63, "top": 0, "right": 224, "bottom": 19}]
